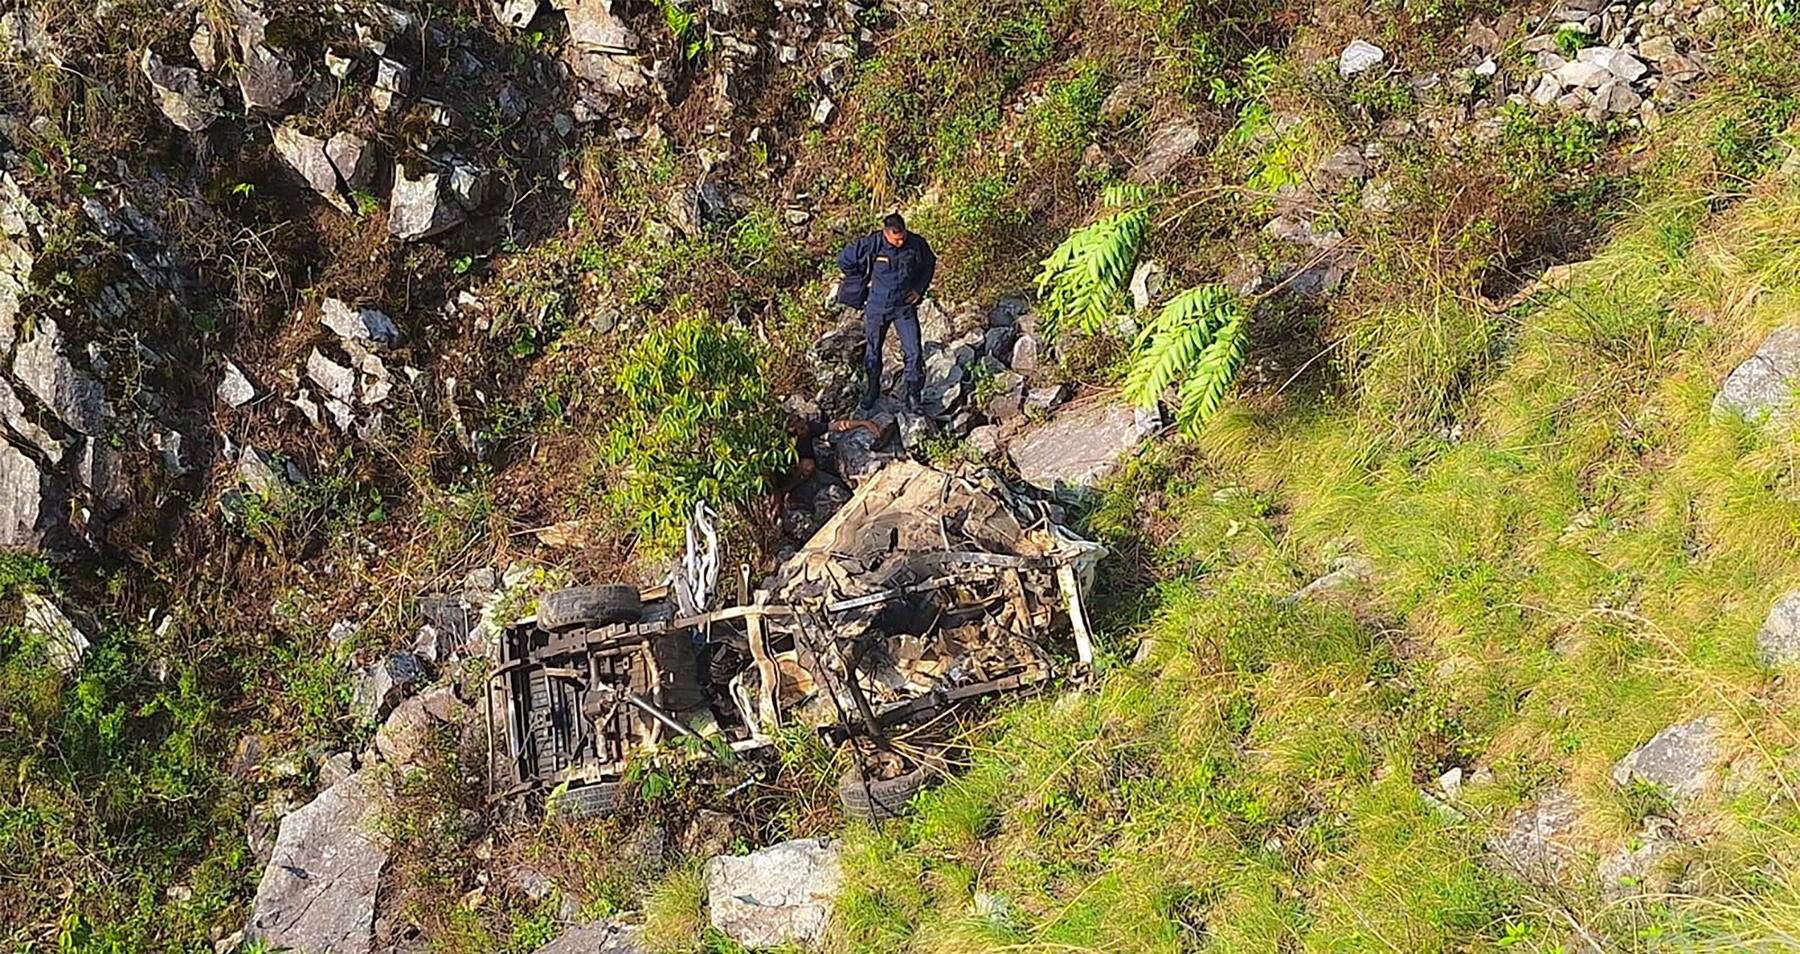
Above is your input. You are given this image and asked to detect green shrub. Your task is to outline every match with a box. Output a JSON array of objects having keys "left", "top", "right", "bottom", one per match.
[{"left": 602, "top": 317, "right": 792, "bottom": 548}]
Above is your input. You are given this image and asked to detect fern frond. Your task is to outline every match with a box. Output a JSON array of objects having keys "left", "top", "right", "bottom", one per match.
[
  {"left": 1035, "top": 204, "right": 1149, "bottom": 340},
  {"left": 1174, "top": 310, "right": 1249, "bottom": 434},
  {"left": 1119, "top": 284, "right": 1249, "bottom": 435}
]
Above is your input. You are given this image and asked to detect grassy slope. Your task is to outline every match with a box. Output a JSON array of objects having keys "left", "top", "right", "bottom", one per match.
[{"left": 793, "top": 72, "right": 1800, "bottom": 954}]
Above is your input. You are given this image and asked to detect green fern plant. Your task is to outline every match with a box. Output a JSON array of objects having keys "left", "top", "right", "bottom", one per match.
[
  {"left": 1034, "top": 191, "right": 1149, "bottom": 340},
  {"left": 1122, "top": 285, "right": 1251, "bottom": 435}
]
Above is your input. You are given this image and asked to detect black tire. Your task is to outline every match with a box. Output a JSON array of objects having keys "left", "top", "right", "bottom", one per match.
[
  {"left": 552, "top": 780, "right": 626, "bottom": 819},
  {"left": 536, "top": 586, "right": 643, "bottom": 631},
  {"left": 839, "top": 760, "right": 932, "bottom": 821}
]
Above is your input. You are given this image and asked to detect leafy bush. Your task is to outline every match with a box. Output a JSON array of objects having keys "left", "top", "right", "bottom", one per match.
[{"left": 602, "top": 317, "right": 792, "bottom": 548}]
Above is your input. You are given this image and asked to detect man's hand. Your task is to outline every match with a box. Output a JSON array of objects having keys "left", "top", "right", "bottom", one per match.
[{"left": 906, "top": 290, "right": 921, "bottom": 305}]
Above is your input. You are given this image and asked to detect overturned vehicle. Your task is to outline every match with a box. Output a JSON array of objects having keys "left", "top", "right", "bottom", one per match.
[{"left": 486, "top": 461, "right": 1105, "bottom": 819}]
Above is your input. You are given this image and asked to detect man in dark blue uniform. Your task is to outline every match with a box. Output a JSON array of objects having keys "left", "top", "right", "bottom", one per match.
[{"left": 837, "top": 213, "right": 937, "bottom": 412}]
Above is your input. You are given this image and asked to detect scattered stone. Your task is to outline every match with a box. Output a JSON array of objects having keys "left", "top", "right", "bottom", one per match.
[
  {"left": 982, "top": 325, "right": 1016, "bottom": 362},
  {"left": 1638, "top": 35, "right": 1678, "bottom": 62},
  {"left": 1129, "top": 118, "right": 1201, "bottom": 185},
  {"left": 812, "top": 96, "right": 837, "bottom": 125},
  {"left": 22, "top": 593, "right": 90, "bottom": 675},
  {"left": 1024, "top": 384, "right": 1066, "bottom": 413},
  {"left": 245, "top": 771, "right": 388, "bottom": 954},
  {"left": 1010, "top": 399, "right": 1160, "bottom": 494},
  {"left": 1595, "top": 819, "right": 1677, "bottom": 899},
  {"left": 306, "top": 349, "right": 357, "bottom": 405},
  {"left": 450, "top": 164, "right": 492, "bottom": 211},
  {"left": 389, "top": 168, "right": 465, "bottom": 241},
  {"left": 706, "top": 838, "right": 842, "bottom": 951},
  {"left": 1713, "top": 325, "right": 1800, "bottom": 424},
  {"left": 1009, "top": 333, "right": 1040, "bottom": 377},
  {"left": 1554, "top": 60, "right": 1612, "bottom": 89},
  {"left": 983, "top": 370, "right": 1027, "bottom": 423},
  {"left": 237, "top": 446, "right": 305, "bottom": 499},
  {"left": 1757, "top": 591, "right": 1800, "bottom": 667},
  {"left": 140, "top": 50, "right": 221, "bottom": 133},
  {"left": 321, "top": 298, "right": 402, "bottom": 348},
  {"left": 371, "top": 58, "right": 410, "bottom": 112},
  {"left": 273, "top": 126, "right": 373, "bottom": 213},
  {"left": 1289, "top": 555, "right": 1374, "bottom": 603},
  {"left": 1489, "top": 788, "right": 1581, "bottom": 881},
  {"left": 1, "top": 9, "right": 57, "bottom": 63},
  {"left": 350, "top": 651, "right": 428, "bottom": 724},
  {"left": 1579, "top": 46, "right": 1648, "bottom": 83},
  {"left": 374, "top": 685, "right": 469, "bottom": 766},
  {"left": 967, "top": 424, "right": 1002, "bottom": 456},
  {"left": 1338, "top": 40, "right": 1386, "bottom": 79},
  {"left": 530, "top": 918, "right": 643, "bottom": 954},
  {"left": 1610, "top": 717, "right": 1723, "bottom": 807},
  {"left": 1129, "top": 260, "right": 1165, "bottom": 311},
  {"left": 218, "top": 361, "right": 257, "bottom": 408},
  {"left": 667, "top": 180, "right": 726, "bottom": 237},
  {"left": 558, "top": 0, "right": 641, "bottom": 53},
  {"left": 12, "top": 316, "right": 113, "bottom": 435},
  {"left": 326, "top": 134, "right": 377, "bottom": 191},
  {"left": 493, "top": 0, "right": 541, "bottom": 28},
  {"left": 1437, "top": 767, "right": 1464, "bottom": 797},
  {"left": 237, "top": 42, "right": 299, "bottom": 114}
]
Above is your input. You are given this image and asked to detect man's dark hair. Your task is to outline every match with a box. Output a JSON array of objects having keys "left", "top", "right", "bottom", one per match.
[{"left": 882, "top": 213, "right": 907, "bottom": 234}]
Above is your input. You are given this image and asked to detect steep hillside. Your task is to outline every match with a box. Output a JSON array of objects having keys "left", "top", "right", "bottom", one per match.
[{"left": 4, "top": 0, "right": 1800, "bottom": 952}]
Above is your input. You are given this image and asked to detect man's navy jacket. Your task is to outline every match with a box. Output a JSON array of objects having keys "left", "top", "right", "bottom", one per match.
[{"left": 837, "top": 231, "right": 937, "bottom": 314}]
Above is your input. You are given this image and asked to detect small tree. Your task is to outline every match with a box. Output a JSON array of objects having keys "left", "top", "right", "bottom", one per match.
[
  {"left": 604, "top": 316, "right": 792, "bottom": 547},
  {"left": 1036, "top": 191, "right": 1252, "bottom": 436}
]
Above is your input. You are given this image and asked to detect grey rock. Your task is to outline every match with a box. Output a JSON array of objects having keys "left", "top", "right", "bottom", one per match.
[
  {"left": 371, "top": 58, "right": 410, "bottom": 112},
  {"left": 274, "top": 126, "right": 355, "bottom": 213},
  {"left": 1317, "top": 145, "right": 1370, "bottom": 183},
  {"left": 317, "top": 751, "right": 357, "bottom": 788},
  {"left": 1010, "top": 399, "right": 1158, "bottom": 493},
  {"left": 1025, "top": 384, "right": 1067, "bottom": 413},
  {"left": 983, "top": 325, "right": 1017, "bottom": 362},
  {"left": 326, "top": 134, "right": 376, "bottom": 191},
  {"left": 1129, "top": 259, "right": 1164, "bottom": 312},
  {"left": 1554, "top": 60, "right": 1612, "bottom": 89},
  {"left": 1129, "top": 118, "right": 1201, "bottom": 185},
  {"left": 812, "top": 96, "right": 837, "bottom": 125},
  {"left": 449, "top": 165, "right": 491, "bottom": 211},
  {"left": 246, "top": 770, "right": 388, "bottom": 954},
  {"left": 1289, "top": 556, "right": 1374, "bottom": 603},
  {"left": 389, "top": 169, "right": 465, "bottom": 241},
  {"left": 350, "top": 651, "right": 427, "bottom": 724},
  {"left": 706, "top": 838, "right": 842, "bottom": 950},
  {"left": 983, "top": 370, "right": 1027, "bottom": 423},
  {"left": 238, "top": 447, "right": 305, "bottom": 499},
  {"left": 1757, "top": 591, "right": 1800, "bottom": 666},
  {"left": 679, "top": 809, "right": 737, "bottom": 859},
  {"left": 325, "top": 49, "right": 353, "bottom": 80},
  {"left": 556, "top": 0, "right": 641, "bottom": 52},
  {"left": 1578, "top": 46, "right": 1648, "bottom": 83},
  {"left": 493, "top": 0, "right": 541, "bottom": 28},
  {"left": 218, "top": 361, "right": 258, "bottom": 408},
  {"left": 237, "top": 42, "right": 298, "bottom": 113},
  {"left": 22, "top": 593, "right": 90, "bottom": 674},
  {"left": 967, "top": 424, "right": 1002, "bottom": 456},
  {"left": 0, "top": 377, "right": 61, "bottom": 459},
  {"left": 1, "top": 9, "right": 57, "bottom": 63},
  {"left": 1009, "top": 333, "right": 1040, "bottom": 377},
  {"left": 668, "top": 180, "right": 726, "bottom": 237},
  {"left": 1610, "top": 717, "right": 1722, "bottom": 806},
  {"left": 530, "top": 918, "right": 643, "bottom": 954},
  {"left": 1595, "top": 819, "right": 1677, "bottom": 899},
  {"left": 140, "top": 50, "right": 220, "bottom": 133},
  {"left": 1338, "top": 39, "right": 1386, "bottom": 79},
  {"left": 1531, "top": 73, "right": 1563, "bottom": 106},
  {"left": 13, "top": 317, "right": 112, "bottom": 435},
  {"left": 0, "top": 440, "right": 56, "bottom": 550},
  {"left": 374, "top": 685, "right": 469, "bottom": 766},
  {"left": 1489, "top": 788, "right": 1581, "bottom": 881},
  {"left": 321, "top": 298, "right": 401, "bottom": 348},
  {"left": 307, "top": 349, "right": 357, "bottom": 405},
  {"left": 75, "top": 438, "right": 125, "bottom": 513},
  {"left": 1638, "top": 35, "right": 1678, "bottom": 61},
  {"left": 1713, "top": 325, "right": 1800, "bottom": 424}
]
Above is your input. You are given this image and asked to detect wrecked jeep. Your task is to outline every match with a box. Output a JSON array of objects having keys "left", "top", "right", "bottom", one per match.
[{"left": 486, "top": 460, "right": 1104, "bottom": 819}]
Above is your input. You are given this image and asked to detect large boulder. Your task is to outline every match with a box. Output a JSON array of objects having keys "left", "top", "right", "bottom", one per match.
[
  {"left": 373, "top": 684, "right": 471, "bottom": 766},
  {"left": 389, "top": 168, "right": 465, "bottom": 241},
  {"left": 245, "top": 770, "right": 388, "bottom": 954},
  {"left": 530, "top": 918, "right": 643, "bottom": 954},
  {"left": 140, "top": 50, "right": 221, "bottom": 132},
  {"left": 1129, "top": 118, "right": 1201, "bottom": 185},
  {"left": 1713, "top": 325, "right": 1800, "bottom": 424},
  {"left": 1610, "top": 717, "right": 1723, "bottom": 808},
  {"left": 12, "top": 316, "right": 113, "bottom": 435},
  {"left": 1009, "top": 399, "right": 1160, "bottom": 494},
  {"left": 273, "top": 126, "right": 375, "bottom": 213},
  {"left": 0, "top": 440, "right": 58, "bottom": 550},
  {"left": 706, "top": 838, "right": 842, "bottom": 950}
]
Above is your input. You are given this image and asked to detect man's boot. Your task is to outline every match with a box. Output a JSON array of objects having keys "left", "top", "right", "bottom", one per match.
[
  {"left": 905, "top": 381, "right": 924, "bottom": 414},
  {"left": 859, "top": 370, "right": 880, "bottom": 411}
]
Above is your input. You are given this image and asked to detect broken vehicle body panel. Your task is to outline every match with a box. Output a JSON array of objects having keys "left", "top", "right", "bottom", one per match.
[{"left": 487, "top": 461, "right": 1105, "bottom": 809}]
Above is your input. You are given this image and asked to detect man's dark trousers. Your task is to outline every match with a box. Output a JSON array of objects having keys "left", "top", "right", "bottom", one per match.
[{"left": 864, "top": 304, "right": 923, "bottom": 398}]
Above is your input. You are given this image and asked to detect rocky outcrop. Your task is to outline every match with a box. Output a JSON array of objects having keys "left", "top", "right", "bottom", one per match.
[
  {"left": 1714, "top": 325, "right": 1800, "bottom": 425},
  {"left": 246, "top": 770, "right": 388, "bottom": 954},
  {"left": 1757, "top": 590, "right": 1800, "bottom": 666},
  {"left": 22, "top": 593, "right": 91, "bottom": 674},
  {"left": 1610, "top": 717, "right": 1723, "bottom": 807},
  {"left": 706, "top": 838, "right": 842, "bottom": 950},
  {"left": 373, "top": 684, "right": 470, "bottom": 765},
  {"left": 273, "top": 126, "right": 377, "bottom": 213},
  {"left": 140, "top": 50, "right": 221, "bottom": 133},
  {"left": 389, "top": 167, "right": 465, "bottom": 241},
  {"left": 1009, "top": 399, "right": 1161, "bottom": 494},
  {"left": 1489, "top": 788, "right": 1581, "bottom": 882},
  {"left": 529, "top": 918, "right": 643, "bottom": 954}
]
